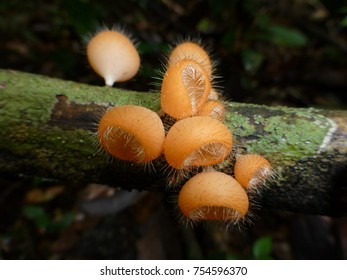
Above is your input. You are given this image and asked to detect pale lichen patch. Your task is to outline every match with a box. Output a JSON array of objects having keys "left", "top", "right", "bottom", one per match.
[{"left": 318, "top": 117, "right": 337, "bottom": 153}]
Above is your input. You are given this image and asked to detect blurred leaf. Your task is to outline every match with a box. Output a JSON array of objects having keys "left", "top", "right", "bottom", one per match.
[
  {"left": 341, "top": 15, "right": 347, "bottom": 27},
  {"left": 22, "top": 205, "right": 50, "bottom": 229},
  {"left": 22, "top": 205, "right": 73, "bottom": 232},
  {"left": 35, "top": 215, "right": 51, "bottom": 229},
  {"left": 26, "top": 186, "right": 64, "bottom": 203},
  {"left": 267, "top": 25, "right": 308, "bottom": 47},
  {"left": 252, "top": 236, "right": 272, "bottom": 260},
  {"left": 25, "top": 189, "right": 45, "bottom": 203},
  {"left": 197, "top": 18, "right": 215, "bottom": 33},
  {"left": 340, "top": 6, "right": 347, "bottom": 13},
  {"left": 51, "top": 212, "right": 74, "bottom": 231},
  {"left": 22, "top": 205, "right": 45, "bottom": 219},
  {"left": 241, "top": 49, "right": 264, "bottom": 73},
  {"left": 222, "top": 31, "right": 234, "bottom": 51}
]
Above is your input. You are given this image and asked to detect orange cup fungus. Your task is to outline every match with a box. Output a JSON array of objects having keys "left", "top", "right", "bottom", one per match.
[
  {"left": 168, "top": 41, "right": 213, "bottom": 79},
  {"left": 178, "top": 172, "right": 249, "bottom": 221},
  {"left": 164, "top": 116, "right": 232, "bottom": 169},
  {"left": 234, "top": 154, "right": 272, "bottom": 190},
  {"left": 98, "top": 105, "right": 165, "bottom": 163},
  {"left": 160, "top": 59, "right": 211, "bottom": 119},
  {"left": 197, "top": 100, "right": 225, "bottom": 121},
  {"left": 208, "top": 88, "right": 220, "bottom": 101},
  {"left": 87, "top": 28, "right": 140, "bottom": 86}
]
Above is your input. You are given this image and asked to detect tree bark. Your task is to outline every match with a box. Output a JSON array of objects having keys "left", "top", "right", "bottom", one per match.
[{"left": 1, "top": 70, "right": 347, "bottom": 216}]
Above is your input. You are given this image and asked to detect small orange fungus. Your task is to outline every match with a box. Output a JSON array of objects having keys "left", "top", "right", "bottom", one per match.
[
  {"left": 208, "top": 88, "right": 220, "bottom": 101},
  {"left": 234, "top": 154, "right": 272, "bottom": 189},
  {"left": 160, "top": 59, "right": 211, "bottom": 119},
  {"left": 178, "top": 172, "right": 249, "bottom": 221},
  {"left": 197, "top": 100, "right": 225, "bottom": 121},
  {"left": 87, "top": 28, "right": 140, "bottom": 86},
  {"left": 164, "top": 116, "right": 232, "bottom": 169},
  {"left": 168, "top": 41, "right": 213, "bottom": 79},
  {"left": 98, "top": 105, "right": 165, "bottom": 163}
]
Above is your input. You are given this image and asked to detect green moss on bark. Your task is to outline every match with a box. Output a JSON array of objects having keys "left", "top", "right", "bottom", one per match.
[{"left": 225, "top": 102, "right": 333, "bottom": 165}]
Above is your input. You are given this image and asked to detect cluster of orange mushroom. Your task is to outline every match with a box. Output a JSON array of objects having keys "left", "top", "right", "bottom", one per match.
[{"left": 87, "top": 27, "right": 272, "bottom": 225}]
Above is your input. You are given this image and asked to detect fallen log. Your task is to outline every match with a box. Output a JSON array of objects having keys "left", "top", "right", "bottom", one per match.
[{"left": 0, "top": 70, "right": 346, "bottom": 216}]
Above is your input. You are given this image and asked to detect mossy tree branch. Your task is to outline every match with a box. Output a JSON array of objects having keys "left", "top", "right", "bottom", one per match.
[{"left": 1, "top": 70, "right": 347, "bottom": 216}]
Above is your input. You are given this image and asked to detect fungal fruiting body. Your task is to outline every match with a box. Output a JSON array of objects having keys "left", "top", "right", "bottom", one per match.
[
  {"left": 208, "top": 88, "right": 220, "bottom": 101},
  {"left": 86, "top": 28, "right": 140, "bottom": 86},
  {"left": 160, "top": 59, "right": 211, "bottom": 119},
  {"left": 234, "top": 154, "right": 272, "bottom": 190},
  {"left": 178, "top": 172, "right": 249, "bottom": 221},
  {"left": 197, "top": 100, "right": 225, "bottom": 121},
  {"left": 164, "top": 116, "right": 232, "bottom": 169},
  {"left": 168, "top": 41, "right": 213, "bottom": 79},
  {"left": 98, "top": 105, "right": 165, "bottom": 163}
]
